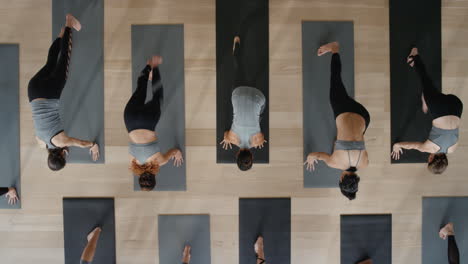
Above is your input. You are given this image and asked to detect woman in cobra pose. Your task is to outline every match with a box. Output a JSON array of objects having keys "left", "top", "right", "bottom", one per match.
[
  {"left": 391, "top": 47, "right": 463, "bottom": 174},
  {"left": 304, "top": 42, "right": 370, "bottom": 200},
  {"left": 124, "top": 56, "right": 184, "bottom": 191},
  {"left": 220, "top": 36, "right": 267, "bottom": 171},
  {"left": 28, "top": 14, "right": 100, "bottom": 171}
]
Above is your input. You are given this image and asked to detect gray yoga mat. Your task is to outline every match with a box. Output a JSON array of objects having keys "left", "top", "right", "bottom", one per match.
[
  {"left": 63, "top": 198, "right": 116, "bottom": 264},
  {"left": 131, "top": 25, "right": 186, "bottom": 191},
  {"left": 341, "top": 214, "right": 392, "bottom": 264},
  {"left": 52, "top": 0, "right": 104, "bottom": 163},
  {"left": 423, "top": 197, "right": 468, "bottom": 263},
  {"left": 302, "top": 21, "right": 355, "bottom": 188},
  {"left": 158, "top": 215, "right": 211, "bottom": 264},
  {"left": 239, "top": 198, "right": 291, "bottom": 264},
  {"left": 0, "top": 44, "right": 20, "bottom": 209}
]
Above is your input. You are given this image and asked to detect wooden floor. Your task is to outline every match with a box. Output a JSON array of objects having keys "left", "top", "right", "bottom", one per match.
[{"left": 1, "top": 0, "right": 468, "bottom": 263}]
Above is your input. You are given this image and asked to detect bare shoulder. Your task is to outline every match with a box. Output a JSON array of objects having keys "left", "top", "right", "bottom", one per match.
[
  {"left": 422, "top": 140, "right": 440, "bottom": 153},
  {"left": 447, "top": 142, "right": 458, "bottom": 154}
]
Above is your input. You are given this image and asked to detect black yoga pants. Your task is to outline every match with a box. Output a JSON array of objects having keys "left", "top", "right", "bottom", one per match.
[
  {"left": 124, "top": 65, "right": 164, "bottom": 132},
  {"left": 329, "top": 53, "right": 370, "bottom": 130},
  {"left": 413, "top": 55, "right": 463, "bottom": 119},
  {"left": 447, "top": 235, "right": 460, "bottom": 264},
  {"left": 28, "top": 27, "right": 73, "bottom": 102}
]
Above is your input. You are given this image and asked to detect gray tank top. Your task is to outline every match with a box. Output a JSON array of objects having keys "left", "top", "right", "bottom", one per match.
[
  {"left": 129, "top": 139, "right": 161, "bottom": 164},
  {"left": 334, "top": 140, "right": 366, "bottom": 168},
  {"left": 30, "top": 99, "right": 64, "bottom": 149},
  {"left": 231, "top": 86, "right": 266, "bottom": 148},
  {"left": 428, "top": 126, "right": 459, "bottom": 153}
]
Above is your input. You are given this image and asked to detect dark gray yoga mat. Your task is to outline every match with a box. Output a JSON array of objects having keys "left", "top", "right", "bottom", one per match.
[
  {"left": 341, "top": 215, "right": 392, "bottom": 264},
  {"left": 390, "top": 0, "right": 440, "bottom": 163},
  {"left": 131, "top": 25, "right": 186, "bottom": 191},
  {"left": 0, "top": 44, "right": 20, "bottom": 209},
  {"left": 63, "top": 198, "right": 116, "bottom": 264},
  {"left": 239, "top": 198, "right": 290, "bottom": 264},
  {"left": 216, "top": 0, "right": 269, "bottom": 164},
  {"left": 302, "top": 21, "right": 354, "bottom": 188},
  {"left": 158, "top": 215, "right": 211, "bottom": 264},
  {"left": 423, "top": 197, "right": 468, "bottom": 263},
  {"left": 52, "top": 0, "right": 104, "bottom": 163}
]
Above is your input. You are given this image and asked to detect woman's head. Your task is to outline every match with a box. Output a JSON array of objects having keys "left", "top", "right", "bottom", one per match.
[
  {"left": 339, "top": 171, "right": 360, "bottom": 200},
  {"left": 428, "top": 153, "right": 448, "bottom": 174},
  {"left": 237, "top": 149, "right": 253, "bottom": 171},
  {"left": 47, "top": 147, "right": 68, "bottom": 171},
  {"left": 130, "top": 159, "right": 160, "bottom": 191}
]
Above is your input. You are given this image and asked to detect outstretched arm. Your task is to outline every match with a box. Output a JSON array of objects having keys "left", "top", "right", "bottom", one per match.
[
  {"left": 304, "top": 152, "right": 333, "bottom": 171},
  {"left": 63, "top": 136, "right": 100, "bottom": 161},
  {"left": 391, "top": 141, "right": 430, "bottom": 160},
  {"left": 157, "top": 148, "right": 184, "bottom": 167}
]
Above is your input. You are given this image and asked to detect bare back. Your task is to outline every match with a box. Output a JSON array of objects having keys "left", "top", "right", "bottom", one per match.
[{"left": 129, "top": 129, "right": 157, "bottom": 144}]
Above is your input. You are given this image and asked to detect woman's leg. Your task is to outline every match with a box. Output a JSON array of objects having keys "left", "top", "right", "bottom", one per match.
[
  {"left": 448, "top": 236, "right": 460, "bottom": 264},
  {"left": 50, "top": 26, "right": 73, "bottom": 94},
  {"left": 34, "top": 37, "right": 62, "bottom": 79},
  {"left": 412, "top": 55, "right": 446, "bottom": 115},
  {"left": 80, "top": 227, "right": 101, "bottom": 263},
  {"left": 329, "top": 52, "right": 352, "bottom": 118},
  {"left": 123, "top": 65, "right": 152, "bottom": 132},
  {"left": 233, "top": 36, "right": 246, "bottom": 89},
  {"left": 439, "top": 223, "right": 459, "bottom": 264}
]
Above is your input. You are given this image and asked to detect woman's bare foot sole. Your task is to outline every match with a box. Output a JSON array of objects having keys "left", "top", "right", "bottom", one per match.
[
  {"left": 66, "top": 14, "right": 82, "bottom": 31},
  {"left": 233, "top": 36, "right": 240, "bottom": 54},
  {"left": 182, "top": 245, "right": 191, "bottom": 263},
  {"left": 439, "top": 222, "right": 454, "bottom": 240},
  {"left": 254, "top": 236, "right": 264, "bottom": 255},
  {"left": 407, "top": 47, "right": 418, "bottom": 67},
  {"left": 317, "top": 41, "right": 339, "bottom": 56},
  {"left": 87, "top": 227, "right": 102, "bottom": 241}
]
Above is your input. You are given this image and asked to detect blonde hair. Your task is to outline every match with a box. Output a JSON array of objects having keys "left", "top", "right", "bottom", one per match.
[{"left": 129, "top": 159, "right": 160, "bottom": 176}]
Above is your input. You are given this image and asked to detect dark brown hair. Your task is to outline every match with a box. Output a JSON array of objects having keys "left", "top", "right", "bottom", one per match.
[
  {"left": 428, "top": 153, "right": 448, "bottom": 174},
  {"left": 47, "top": 147, "right": 68, "bottom": 171}
]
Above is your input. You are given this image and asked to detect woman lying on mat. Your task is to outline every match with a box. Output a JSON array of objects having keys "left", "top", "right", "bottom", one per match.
[
  {"left": 304, "top": 42, "right": 370, "bottom": 201},
  {"left": 28, "top": 14, "right": 100, "bottom": 171},
  {"left": 0, "top": 187, "right": 19, "bottom": 205},
  {"left": 182, "top": 245, "right": 191, "bottom": 264},
  {"left": 220, "top": 36, "right": 267, "bottom": 171},
  {"left": 125, "top": 55, "right": 184, "bottom": 191},
  {"left": 80, "top": 227, "right": 101, "bottom": 264},
  {"left": 439, "top": 222, "right": 460, "bottom": 264},
  {"left": 391, "top": 47, "right": 463, "bottom": 174}
]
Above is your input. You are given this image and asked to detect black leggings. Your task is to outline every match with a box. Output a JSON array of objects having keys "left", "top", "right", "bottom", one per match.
[
  {"left": 233, "top": 41, "right": 249, "bottom": 88},
  {"left": 28, "top": 27, "right": 72, "bottom": 102},
  {"left": 329, "top": 53, "right": 370, "bottom": 130},
  {"left": 413, "top": 55, "right": 463, "bottom": 119},
  {"left": 124, "top": 65, "right": 164, "bottom": 132},
  {"left": 448, "top": 235, "right": 460, "bottom": 264}
]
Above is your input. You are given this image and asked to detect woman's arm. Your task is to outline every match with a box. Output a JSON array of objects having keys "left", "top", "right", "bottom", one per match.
[
  {"left": 220, "top": 130, "right": 239, "bottom": 150},
  {"left": 1, "top": 187, "right": 19, "bottom": 205},
  {"left": 391, "top": 141, "right": 432, "bottom": 160},
  {"left": 62, "top": 136, "right": 100, "bottom": 161},
  {"left": 251, "top": 133, "right": 267, "bottom": 149},
  {"left": 304, "top": 152, "right": 334, "bottom": 171},
  {"left": 157, "top": 148, "right": 184, "bottom": 167}
]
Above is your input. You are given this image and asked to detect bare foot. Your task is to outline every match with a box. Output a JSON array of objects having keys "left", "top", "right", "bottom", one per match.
[
  {"left": 407, "top": 47, "right": 418, "bottom": 67},
  {"left": 147, "top": 55, "right": 163, "bottom": 68},
  {"left": 58, "top": 27, "right": 65, "bottom": 38},
  {"left": 182, "top": 245, "right": 191, "bottom": 263},
  {"left": 318, "top": 41, "right": 339, "bottom": 56},
  {"left": 66, "top": 14, "right": 82, "bottom": 31},
  {"left": 87, "top": 227, "right": 102, "bottom": 241},
  {"left": 421, "top": 94, "right": 428, "bottom": 114},
  {"left": 439, "top": 223, "right": 455, "bottom": 240},
  {"left": 357, "top": 259, "right": 373, "bottom": 264},
  {"left": 254, "top": 236, "right": 264, "bottom": 258},
  {"left": 233, "top": 36, "right": 240, "bottom": 54}
]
